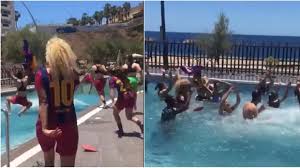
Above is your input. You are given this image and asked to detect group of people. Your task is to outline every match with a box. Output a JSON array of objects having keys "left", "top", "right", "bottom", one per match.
[
  {"left": 2, "top": 37, "right": 143, "bottom": 166},
  {"left": 154, "top": 66, "right": 300, "bottom": 122}
]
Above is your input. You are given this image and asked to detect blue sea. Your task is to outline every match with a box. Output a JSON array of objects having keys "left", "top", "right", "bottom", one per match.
[{"left": 145, "top": 31, "right": 300, "bottom": 46}]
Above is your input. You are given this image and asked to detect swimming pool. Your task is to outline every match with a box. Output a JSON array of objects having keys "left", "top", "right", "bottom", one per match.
[
  {"left": 1, "top": 84, "right": 110, "bottom": 154},
  {"left": 145, "top": 80, "right": 300, "bottom": 166}
]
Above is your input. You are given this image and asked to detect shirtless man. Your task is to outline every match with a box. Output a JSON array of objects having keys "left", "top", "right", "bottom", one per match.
[{"left": 243, "top": 89, "right": 266, "bottom": 120}]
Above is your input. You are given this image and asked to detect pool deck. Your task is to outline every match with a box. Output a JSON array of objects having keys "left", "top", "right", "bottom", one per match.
[{"left": 1, "top": 93, "right": 144, "bottom": 167}]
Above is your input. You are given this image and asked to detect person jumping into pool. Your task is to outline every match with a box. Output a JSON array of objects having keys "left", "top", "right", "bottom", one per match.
[
  {"left": 109, "top": 67, "right": 143, "bottom": 137},
  {"left": 219, "top": 86, "right": 241, "bottom": 116},
  {"left": 256, "top": 70, "right": 274, "bottom": 95},
  {"left": 35, "top": 37, "right": 81, "bottom": 166},
  {"left": 2, "top": 68, "right": 32, "bottom": 116},
  {"left": 242, "top": 89, "right": 266, "bottom": 120},
  {"left": 268, "top": 81, "right": 291, "bottom": 108},
  {"left": 22, "top": 40, "right": 37, "bottom": 81},
  {"left": 295, "top": 80, "right": 300, "bottom": 105}
]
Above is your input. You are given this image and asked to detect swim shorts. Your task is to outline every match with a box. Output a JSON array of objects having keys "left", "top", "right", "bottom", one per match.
[
  {"left": 115, "top": 91, "right": 135, "bottom": 110},
  {"left": 11, "top": 96, "right": 30, "bottom": 106}
]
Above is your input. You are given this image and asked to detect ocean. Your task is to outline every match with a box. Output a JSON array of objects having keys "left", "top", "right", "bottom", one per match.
[{"left": 145, "top": 31, "right": 300, "bottom": 46}]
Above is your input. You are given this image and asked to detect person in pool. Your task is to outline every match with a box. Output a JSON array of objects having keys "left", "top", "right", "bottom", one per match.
[
  {"left": 242, "top": 89, "right": 266, "bottom": 119},
  {"left": 109, "top": 67, "right": 143, "bottom": 137},
  {"left": 295, "top": 80, "right": 300, "bottom": 105},
  {"left": 155, "top": 69, "right": 192, "bottom": 121},
  {"left": 35, "top": 37, "right": 82, "bottom": 166},
  {"left": 256, "top": 70, "right": 274, "bottom": 95},
  {"left": 194, "top": 76, "right": 232, "bottom": 103},
  {"left": 219, "top": 86, "right": 241, "bottom": 116},
  {"left": 268, "top": 81, "right": 291, "bottom": 108},
  {"left": 2, "top": 68, "right": 32, "bottom": 116}
]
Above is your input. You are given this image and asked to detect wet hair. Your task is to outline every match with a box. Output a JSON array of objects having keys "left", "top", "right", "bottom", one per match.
[{"left": 251, "top": 89, "right": 262, "bottom": 104}]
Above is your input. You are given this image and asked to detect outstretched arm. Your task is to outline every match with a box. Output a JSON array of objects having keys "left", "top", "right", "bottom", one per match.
[
  {"left": 219, "top": 87, "right": 233, "bottom": 115},
  {"left": 213, "top": 79, "right": 232, "bottom": 96}
]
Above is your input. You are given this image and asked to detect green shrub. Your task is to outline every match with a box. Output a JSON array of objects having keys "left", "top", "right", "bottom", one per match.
[
  {"left": 1, "top": 26, "right": 51, "bottom": 64},
  {"left": 86, "top": 37, "right": 143, "bottom": 65}
]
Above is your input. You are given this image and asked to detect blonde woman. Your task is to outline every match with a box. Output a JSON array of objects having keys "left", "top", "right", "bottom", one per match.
[{"left": 35, "top": 37, "right": 80, "bottom": 166}]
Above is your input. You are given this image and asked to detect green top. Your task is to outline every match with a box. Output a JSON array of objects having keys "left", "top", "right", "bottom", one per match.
[{"left": 128, "top": 77, "right": 138, "bottom": 92}]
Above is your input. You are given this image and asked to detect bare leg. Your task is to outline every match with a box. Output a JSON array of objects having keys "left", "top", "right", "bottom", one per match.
[
  {"left": 60, "top": 155, "right": 76, "bottom": 167},
  {"left": 6, "top": 97, "right": 12, "bottom": 112},
  {"left": 18, "top": 102, "right": 32, "bottom": 117},
  {"left": 125, "top": 108, "right": 143, "bottom": 134},
  {"left": 113, "top": 106, "right": 123, "bottom": 137},
  {"left": 43, "top": 148, "right": 55, "bottom": 167},
  {"left": 100, "top": 93, "right": 107, "bottom": 108}
]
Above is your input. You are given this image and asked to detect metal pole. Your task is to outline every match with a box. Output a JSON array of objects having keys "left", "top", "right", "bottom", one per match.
[
  {"left": 160, "top": 1, "right": 168, "bottom": 70},
  {"left": 4, "top": 110, "right": 10, "bottom": 167},
  {"left": 21, "top": 1, "right": 38, "bottom": 32}
]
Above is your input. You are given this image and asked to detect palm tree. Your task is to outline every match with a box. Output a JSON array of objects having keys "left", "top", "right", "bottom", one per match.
[
  {"left": 80, "top": 13, "right": 89, "bottom": 26},
  {"left": 15, "top": 10, "right": 21, "bottom": 30},
  {"left": 110, "top": 5, "right": 118, "bottom": 23},
  {"left": 117, "top": 6, "right": 123, "bottom": 22},
  {"left": 93, "top": 11, "right": 101, "bottom": 25},
  {"left": 103, "top": 3, "right": 111, "bottom": 24},
  {"left": 99, "top": 11, "right": 104, "bottom": 25},
  {"left": 122, "top": 2, "right": 131, "bottom": 20}
]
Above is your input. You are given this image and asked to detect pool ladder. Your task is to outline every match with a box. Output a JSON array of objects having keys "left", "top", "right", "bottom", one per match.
[{"left": 2, "top": 109, "right": 10, "bottom": 167}]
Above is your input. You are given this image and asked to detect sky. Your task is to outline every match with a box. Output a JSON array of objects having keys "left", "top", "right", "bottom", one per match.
[
  {"left": 15, "top": 1, "right": 141, "bottom": 28},
  {"left": 145, "top": 1, "right": 300, "bottom": 36}
]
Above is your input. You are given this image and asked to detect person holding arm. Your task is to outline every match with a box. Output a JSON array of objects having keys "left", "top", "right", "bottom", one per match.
[{"left": 219, "top": 87, "right": 240, "bottom": 115}]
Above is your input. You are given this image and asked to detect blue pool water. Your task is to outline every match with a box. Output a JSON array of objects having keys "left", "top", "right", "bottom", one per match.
[
  {"left": 145, "top": 81, "right": 300, "bottom": 166},
  {"left": 1, "top": 84, "right": 110, "bottom": 154}
]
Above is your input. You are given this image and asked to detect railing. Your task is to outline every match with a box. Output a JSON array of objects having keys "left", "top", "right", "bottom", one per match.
[
  {"left": 145, "top": 40, "right": 300, "bottom": 76},
  {"left": 1, "top": 64, "right": 24, "bottom": 87}
]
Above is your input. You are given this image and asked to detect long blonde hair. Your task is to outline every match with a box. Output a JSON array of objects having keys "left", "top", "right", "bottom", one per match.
[{"left": 45, "top": 37, "right": 77, "bottom": 80}]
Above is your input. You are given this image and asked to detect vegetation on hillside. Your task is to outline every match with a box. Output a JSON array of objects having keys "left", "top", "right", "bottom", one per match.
[
  {"left": 67, "top": 2, "right": 134, "bottom": 26},
  {"left": 85, "top": 30, "right": 143, "bottom": 64}
]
